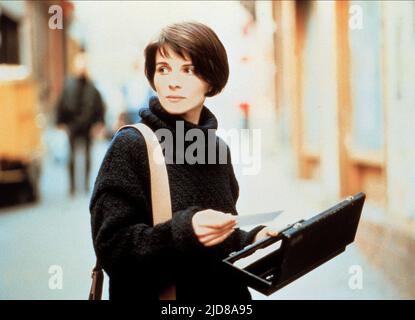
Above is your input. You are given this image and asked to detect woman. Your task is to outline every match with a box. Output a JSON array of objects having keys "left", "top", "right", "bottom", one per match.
[{"left": 90, "top": 21, "right": 277, "bottom": 300}]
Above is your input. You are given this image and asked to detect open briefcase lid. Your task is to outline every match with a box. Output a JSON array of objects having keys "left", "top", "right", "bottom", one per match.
[{"left": 223, "top": 192, "right": 366, "bottom": 296}]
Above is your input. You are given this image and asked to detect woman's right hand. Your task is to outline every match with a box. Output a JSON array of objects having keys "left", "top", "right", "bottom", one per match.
[{"left": 192, "top": 209, "right": 237, "bottom": 247}]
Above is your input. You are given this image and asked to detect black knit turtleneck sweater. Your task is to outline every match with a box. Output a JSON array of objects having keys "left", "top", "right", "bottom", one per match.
[{"left": 90, "top": 97, "right": 265, "bottom": 300}]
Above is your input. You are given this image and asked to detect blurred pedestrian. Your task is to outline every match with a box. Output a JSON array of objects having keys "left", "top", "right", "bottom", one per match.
[{"left": 55, "top": 49, "right": 105, "bottom": 195}]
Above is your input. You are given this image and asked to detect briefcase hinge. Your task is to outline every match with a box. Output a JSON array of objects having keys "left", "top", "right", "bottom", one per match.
[{"left": 293, "top": 222, "right": 303, "bottom": 229}]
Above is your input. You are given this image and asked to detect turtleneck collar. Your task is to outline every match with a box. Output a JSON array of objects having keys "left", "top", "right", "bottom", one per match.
[
  {"left": 139, "top": 96, "right": 218, "bottom": 134},
  {"left": 138, "top": 96, "right": 220, "bottom": 165}
]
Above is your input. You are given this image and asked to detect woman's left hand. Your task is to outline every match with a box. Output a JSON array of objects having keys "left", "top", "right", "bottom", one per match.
[{"left": 253, "top": 226, "right": 279, "bottom": 243}]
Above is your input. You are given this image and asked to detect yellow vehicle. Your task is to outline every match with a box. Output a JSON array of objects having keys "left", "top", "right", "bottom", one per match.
[{"left": 0, "top": 67, "right": 43, "bottom": 206}]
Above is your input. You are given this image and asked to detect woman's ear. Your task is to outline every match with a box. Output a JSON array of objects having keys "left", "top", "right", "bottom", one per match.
[{"left": 205, "top": 85, "right": 213, "bottom": 97}]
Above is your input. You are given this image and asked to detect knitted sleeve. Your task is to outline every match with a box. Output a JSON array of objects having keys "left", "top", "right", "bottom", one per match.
[{"left": 90, "top": 128, "right": 205, "bottom": 288}]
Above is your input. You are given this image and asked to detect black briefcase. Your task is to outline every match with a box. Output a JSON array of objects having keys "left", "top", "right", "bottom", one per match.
[{"left": 223, "top": 192, "right": 366, "bottom": 296}]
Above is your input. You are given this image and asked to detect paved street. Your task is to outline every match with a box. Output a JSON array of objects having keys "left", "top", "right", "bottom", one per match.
[{"left": 0, "top": 136, "right": 109, "bottom": 299}]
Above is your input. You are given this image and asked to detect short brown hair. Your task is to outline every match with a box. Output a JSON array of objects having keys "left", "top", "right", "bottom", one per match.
[{"left": 144, "top": 21, "right": 229, "bottom": 97}]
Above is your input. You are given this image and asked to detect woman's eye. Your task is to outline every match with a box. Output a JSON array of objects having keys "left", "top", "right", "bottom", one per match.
[
  {"left": 184, "top": 67, "right": 194, "bottom": 75},
  {"left": 157, "top": 67, "right": 169, "bottom": 74}
]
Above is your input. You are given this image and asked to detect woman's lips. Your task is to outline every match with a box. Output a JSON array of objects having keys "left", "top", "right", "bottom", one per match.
[{"left": 166, "top": 96, "right": 185, "bottom": 102}]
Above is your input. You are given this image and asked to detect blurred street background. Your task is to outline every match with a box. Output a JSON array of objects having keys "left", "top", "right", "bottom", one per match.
[{"left": 0, "top": 1, "right": 414, "bottom": 299}]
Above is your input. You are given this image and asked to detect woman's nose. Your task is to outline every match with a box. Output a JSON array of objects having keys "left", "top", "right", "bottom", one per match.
[
  {"left": 168, "top": 83, "right": 181, "bottom": 90},
  {"left": 168, "top": 74, "right": 182, "bottom": 90}
]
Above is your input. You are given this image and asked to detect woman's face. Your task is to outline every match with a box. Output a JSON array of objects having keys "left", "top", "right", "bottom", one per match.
[{"left": 153, "top": 46, "right": 211, "bottom": 116}]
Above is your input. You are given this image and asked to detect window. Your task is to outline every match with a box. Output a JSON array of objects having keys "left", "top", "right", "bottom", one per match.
[{"left": 0, "top": 13, "right": 20, "bottom": 64}]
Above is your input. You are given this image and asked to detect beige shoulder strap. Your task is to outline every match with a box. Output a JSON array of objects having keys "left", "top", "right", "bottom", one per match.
[
  {"left": 117, "top": 123, "right": 172, "bottom": 224},
  {"left": 116, "top": 123, "right": 176, "bottom": 300}
]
